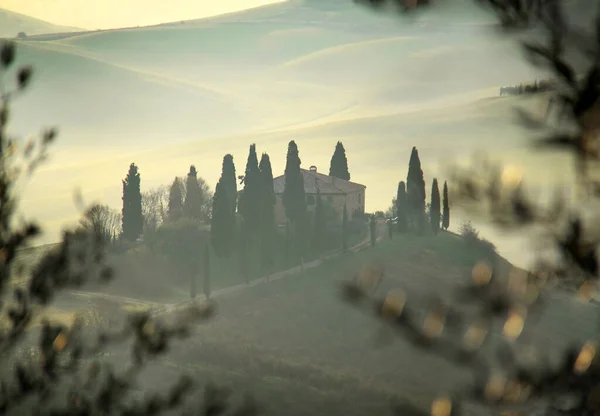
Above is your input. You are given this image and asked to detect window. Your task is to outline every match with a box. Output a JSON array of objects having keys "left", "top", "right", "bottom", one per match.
[
  {"left": 306, "top": 195, "right": 315, "bottom": 206},
  {"left": 358, "top": 193, "right": 362, "bottom": 203}
]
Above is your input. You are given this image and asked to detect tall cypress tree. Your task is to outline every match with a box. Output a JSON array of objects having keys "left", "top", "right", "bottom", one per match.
[
  {"left": 430, "top": 178, "right": 441, "bottom": 235},
  {"left": 210, "top": 155, "right": 237, "bottom": 259},
  {"left": 328, "top": 141, "right": 351, "bottom": 181},
  {"left": 406, "top": 147, "right": 426, "bottom": 233},
  {"left": 238, "top": 144, "right": 261, "bottom": 240},
  {"left": 396, "top": 181, "right": 408, "bottom": 232},
  {"left": 122, "top": 163, "right": 143, "bottom": 241},
  {"left": 283, "top": 141, "right": 306, "bottom": 225},
  {"left": 283, "top": 141, "right": 308, "bottom": 261},
  {"left": 183, "top": 165, "right": 204, "bottom": 221},
  {"left": 222, "top": 154, "right": 237, "bottom": 216},
  {"left": 312, "top": 187, "right": 326, "bottom": 255},
  {"left": 167, "top": 177, "right": 184, "bottom": 222},
  {"left": 442, "top": 181, "right": 450, "bottom": 231},
  {"left": 258, "top": 153, "right": 276, "bottom": 270}
]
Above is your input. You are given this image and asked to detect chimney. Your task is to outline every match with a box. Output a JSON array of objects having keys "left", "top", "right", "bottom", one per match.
[{"left": 309, "top": 165, "right": 317, "bottom": 172}]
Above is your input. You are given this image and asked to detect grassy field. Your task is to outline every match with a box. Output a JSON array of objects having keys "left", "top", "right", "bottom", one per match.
[
  {"left": 136, "top": 230, "right": 595, "bottom": 415},
  {"left": 10, "top": 228, "right": 599, "bottom": 415},
  {"left": 114, "top": 231, "right": 509, "bottom": 415}
]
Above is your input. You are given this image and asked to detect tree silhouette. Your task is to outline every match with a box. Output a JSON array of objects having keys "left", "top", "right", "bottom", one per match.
[
  {"left": 406, "top": 147, "right": 426, "bottom": 233},
  {"left": 121, "top": 163, "right": 143, "bottom": 241},
  {"left": 183, "top": 165, "right": 205, "bottom": 221},
  {"left": 442, "top": 180, "right": 450, "bottom": 231},
  {"left": 430, "top": 178, "right": 441, "bottom": 235},
  {"left": 396, "top": 181, "right": 408, "bottom": 232},
  {"left": 328, "top": 141, "right": 351, "bottom": 181},
  {"left": 168, "top": 177, "right": 184, "bottom": 223},
  {"left": 238, "top": 144, "right": 262, "bottom": 240},
  {"left": 258, "top": 153, "right": 276, "bottom": 271}
]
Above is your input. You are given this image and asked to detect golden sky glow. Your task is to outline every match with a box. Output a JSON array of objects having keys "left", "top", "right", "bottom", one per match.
[{"left": 0, "top": 0, "right": 286, "bottom": 30}]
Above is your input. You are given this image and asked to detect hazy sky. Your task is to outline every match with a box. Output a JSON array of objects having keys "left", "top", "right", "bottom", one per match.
[{"left": 0, "top": 0, "right": 286, "bottom": 29}]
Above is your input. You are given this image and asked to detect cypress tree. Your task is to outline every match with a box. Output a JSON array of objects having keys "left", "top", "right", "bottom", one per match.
[
  {"left": 430, "top": 178, "right": 441, "bottom": 235},
  {"left": 442, "top": 181, "right": 450, "bottom": 231},
  {"left": 370, "top": 215, "right": 376, "bottom": 247},
  {"left": 406, "top": 147, "right": 426, "bottom": 233},
  {"left": 183, "top": 165, "right": 204, "bottom": 221},
  {"left": 328, "top": 141, "right": 351, "bottom": 181},
  {"left": 258, "top": 153, "right": 276, "bottom": 271},
  {"left": 282, "top": 141, "right": 306, "bottom": 225},
  {"left": 396, "top": 181, "right": 408, "bottom": 232},
  {"left": 121, "top": 163, "right": 143, "bottom": 241},
  {"left": 282, "top": 141, "right": 307, "bottom": 261},
  {"left": 312, "top": 187, "right": 326, "bottom": 255},
  {"left": 210, "top": 155, "right": 237, "bottom": 259},
  {"left": 203, "top": 244, "right": 211, "bottom": 299},
  {"left": 167, "top": 177, "right": 184, "bottom": 222},
  {"left": 238, "top": 144, "right": 261, "bottom": 239},
  {"left": 222, "top": 154, "right": 237, "bottom": 216},
  {"left": 341, "top": 204, "right": 348, "bottom": 253}
]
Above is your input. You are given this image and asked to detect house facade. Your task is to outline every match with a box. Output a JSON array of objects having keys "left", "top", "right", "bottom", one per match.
[{"left": 272, "top": 166, "right": 366, "bottom": 225}]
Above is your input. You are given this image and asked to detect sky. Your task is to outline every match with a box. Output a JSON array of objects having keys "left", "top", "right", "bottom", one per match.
[{"left": 0, "top": 0, "right": 287, "bottom": 30}]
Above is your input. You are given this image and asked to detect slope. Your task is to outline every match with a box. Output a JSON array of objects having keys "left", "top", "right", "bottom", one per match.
[
  {"left": 0, "top": 8, "right": 82, "bottom": 38},
  {"left": 157, "top": 232, "right": 595, "bottom": 415},
  {"left": 37, "top": 231, "right": 597, "bottom": 415}
]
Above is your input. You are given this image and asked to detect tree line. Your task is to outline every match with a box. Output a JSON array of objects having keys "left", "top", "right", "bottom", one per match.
[
  {"left": 84, "top": 138, "right": 362, "bottom": 290},
  {"left": 386, "top": 146, "right": 450, "bottom": 237},
  {"left": 498, "top": 78, "right": 556, "bottom": 96}
]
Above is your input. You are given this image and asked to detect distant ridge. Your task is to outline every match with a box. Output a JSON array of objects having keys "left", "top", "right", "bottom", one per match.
[{"left": 0, "top": 8, "right": 83, "bottom": 38}]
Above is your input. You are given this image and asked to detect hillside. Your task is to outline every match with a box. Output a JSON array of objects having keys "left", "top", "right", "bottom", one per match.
[
  {"left": 0, "top": 8, "right": 82, "bottom": 38},
  {"left": 4, "top": 0, "right": 574, "bottom": 266},
  {"left": 27, "top": 229, "right": 598, "bottom": 415}
]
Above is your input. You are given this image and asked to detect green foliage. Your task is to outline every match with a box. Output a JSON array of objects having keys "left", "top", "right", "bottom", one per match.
[
  {"left": 183, "top": 165, "right": 205, "bottom": 221},
  {"left": 282, "top": 140, "right": 306, "bottom": 225},
  {"left": 121, "top": 162, "right": 143, "bottom": 241},
  {"left": 239, "top": 144, "right": 262, "bottom": 241},
  {"left": 395, "top": 181, "right": 408, "bottom": 232},
  {"left": 442, "top": 180, "right": 450, "bottom": 231},
  {"left": 210, "top": 181, "right": 235, "bottom": 259},
  {"left": 168, "top": 177, "right": 184, "bottom": 222},
  {"left": 283, "top": 140, "right": 309, "bottom": 262},
  {"left": 406, "top": 147, "right": 426, "bottom": 234},
  {"left": 221, "top": 154, "right": 238, "bottom": 216},
  {"left": 258, "top": 153, "right": 276, "bottom": 271},
  {"left": 149, "top": 217, "right": 207, "bottom": 275},
  {"left": 210, "top": 155, "right": 238, "bottom": 259},
  {"left": 458, "top": 220, "right": 496, "bottom": 261},
  {"left": 430, "top": 178, "right": 441, "bottom": 235},
  {"left": 328, "top": 141, "right": 350, "bottom": 181}
]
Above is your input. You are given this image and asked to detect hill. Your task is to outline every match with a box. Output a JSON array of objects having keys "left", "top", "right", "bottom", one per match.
[
  {"left": 4, "top": 0, "right": 571, "bottom": 266},
  {"left": 0, "top": 8, "right": 82, "bottom": 38},
  {"left": 30, "top": 229, "right": 599, "bottom": 415}
]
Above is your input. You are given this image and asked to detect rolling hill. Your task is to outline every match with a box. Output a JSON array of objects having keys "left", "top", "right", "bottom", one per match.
[
  {"left": 2, "top": 0, "right": 579, "bottom": 268},
  {"left": 0, "top": 8, "right": 82, "bottom": 38},
  {"left": 28, "top": 227, "right": 598, "bottom": 415}
]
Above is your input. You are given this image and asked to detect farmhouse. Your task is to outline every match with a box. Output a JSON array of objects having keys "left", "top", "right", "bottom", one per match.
[{"left": 272, "top": 166, "right": 366, "bottom": 225}]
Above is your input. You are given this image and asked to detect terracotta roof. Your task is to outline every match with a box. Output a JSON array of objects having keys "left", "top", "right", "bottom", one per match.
[{"left": 273, "top": 169, "right": 366, "bottom": 195}]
